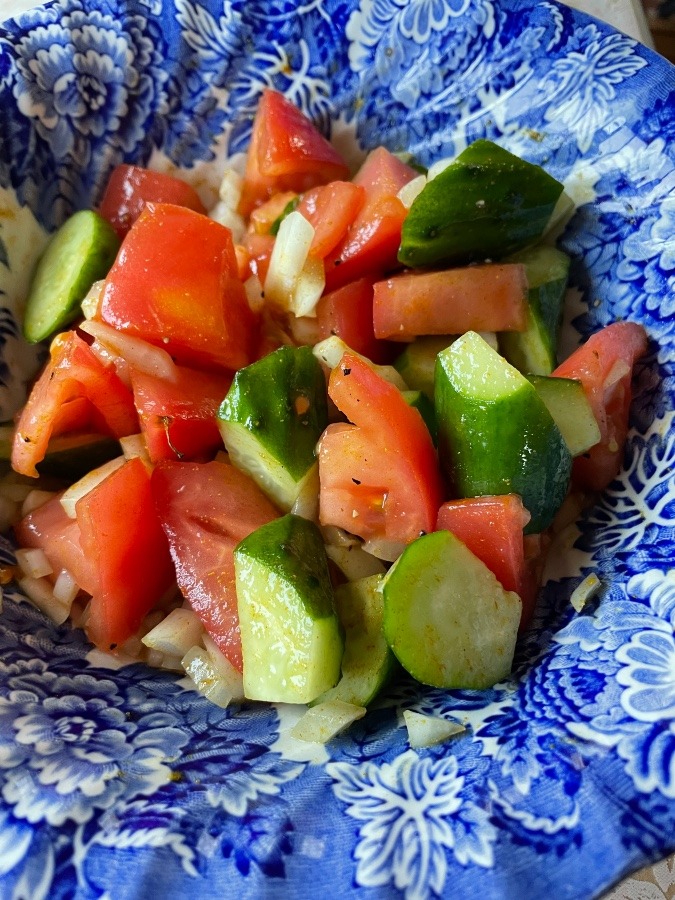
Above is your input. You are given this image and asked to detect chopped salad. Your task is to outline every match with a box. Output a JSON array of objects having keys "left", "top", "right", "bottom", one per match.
[{"left": 1, "top": 89, "right": 648, "bottom": 741}]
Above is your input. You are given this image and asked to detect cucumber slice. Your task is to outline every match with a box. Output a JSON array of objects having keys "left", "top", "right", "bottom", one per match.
[
  {"left": 218, "top": 346, "right": 328, "bottom": 511},
  {"left": 528, "top": 375, "right": 601, "bottom": 457},
  {"left": 399, "top": 140, "right": 564, "bottom": 269},
  {"left": 23, "top": 210, "right": 120, "bottom": 343},
  {"left": 313, "top": 575, "right": 396, "bottom": 708},
  {"left": 394, "top": 336, "right": 456, "bottom": 400},
  {"left": 435, "top": 331, "right": 571, "bottom": 533},
  {"left": 383, "top": 530, "right": 521, "bottom": 689},
  {"left": 402, "top": 390, "right": 437, "bottom": 444},
  {"left": 498, "top": 246, "right": 570, "bottom": 375},
  {"left": 234, "top": 513, "right": 343, "bottom": 704}
]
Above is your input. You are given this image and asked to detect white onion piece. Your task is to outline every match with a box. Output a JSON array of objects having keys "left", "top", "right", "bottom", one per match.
[
  {"left": 202, "top": 634, "right": 245, "bottom": 701},
  {"left": 289, "top": 255, "right": 325, "bottom": 318},
  {"left": 312, "top": 337, "right": 408, "bottom": 391},
  {"left": 141, "top": 607, "right": 204, "bottom": 657},
  {"left": 291, "top": 700, "right": 366, "bottom": 744},
  {"left": 81, "top": 280, "right": 105, "bottom": 320},
  {"left": 119, "top": 434, "right": 152, "bottom": 468},
  {"left": 544, "top": 191, "right": 576, "bottom": 239},
  {"left": 243, "top": 274, "right": 265, "bottom": 312},
  {"left": 362, "top": 537, "right": 406, "bottom": 563},
  {"left": 18, "top": 576, "right": 70, "bottom": 625},
  {"left": 21, "top": 490, "right": 56, "bottom": 518},
  {"left": 403, "top": 710, "right": 466, "bottom": 748},
  {"left": 218, "top": 167, "right": 244, "bottom": 208},
  {"left": 321, "top": 525, "right": 360, "bottom": 548},
  {"left": 60, "top": 456, "right": 126, "bottom": 519},
  {"left": 182, "top": 647, "right": 236, "bottom": 709},
  {"left": 290, "top": 463, "right": 320, "bottom": 523},
  {"left": 426, "top": 155, "right": 456, "bottom": 181},
  {"left": 15, "top": 548, "right": 53, "bottom": 579},
  {"left": 288, "top": 315, "right": 321, "bottom": 347},
  {"left": 119, "top": 634, "right": 143, "bottom": 659},
  {"left": 264, "top": 210, "right": 314, "bottom": 311},
  {"left": 209, "top": 201, "right": 246, "bottom": 243},
  {"left": 570, "top": 572, "right": 602, "bottom": 613},
  {"left": 53, "top": 569, "right": 80, "bottom": 606},
  {"left": 325, "top": 545, "right": 386, "bottom": 581},
  {"left": 477, "top": 332, "right": 499, "bottom": 352},
  {"left": 79, "top": 320, "right": 178, "bottom": 383},
  {"left": 397, "top": 174, "right": 427, "bottom": 209}
]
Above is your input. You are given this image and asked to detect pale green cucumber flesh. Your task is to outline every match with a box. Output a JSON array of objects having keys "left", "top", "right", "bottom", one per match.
[
  {"left": 528, "top": 375, "right": 601, "bottom": 457},
  {"left": 234, "top": 513, "right": 342, "bottom": 704},
  {"left": 435, "top": 331, "right": 572, "bottom": 533},
  {"left": 498, "top": 304, "right": 556, "bottom": 376},
  {"left": 383, "top": 530, "right": 522, "bottom": 689},
  {"left": 394, "top": 336, "right": 456, "bottom": 400},
  {"left": 399, "top": 140, "right": 564, "bottom": 268},
  {"left": 313, "top": 574, "right": 396, "bottom": 708},
  {"left": 218, "top": 345, "right": 328, "bottom": 510},
  {"left": 23, "top": 210, "right": 120, "bottom": 343}
]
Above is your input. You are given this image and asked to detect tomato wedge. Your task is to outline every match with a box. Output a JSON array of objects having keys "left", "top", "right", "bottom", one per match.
[
  {"left": 314, "top": 277, "right": 393, "bottom": 364},
  {"left": 12, "top": 331, "right": 138, "bottom": 478},
  {"left": 373, "top": 264, "right": 529, "bottom": 340},
  {"left": 151, "top": 460, "right": 280, "bottom": 670},
  {"left": 77, "top": 457, "right": 176, "bottom": 650},
  {"left": 318, "top": 352, "right": 444, "bottom": 545},
  {"left": 324, "top": 148, "right": 417, "bottom": 291},
  {"left": 238, "top": 89, "right": 349, "bottom": 216},
  {"left": 297, "top": 181, "right": 365, "bottom": 259},
  {"left": 98, "top": 164, "right": 206, "bottom": 238},
  {"left": 553, "top": 322, "right": 648, "bottom": 491},
  {"left": 99, "top": 203, "right": 257, "bottom": 372},
  {"left": 129, "top": 365, "right": 231, "bottom": 463}
]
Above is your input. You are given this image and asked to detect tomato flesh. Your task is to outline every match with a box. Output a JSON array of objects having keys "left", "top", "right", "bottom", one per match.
[
  {"left": 100, "top": 203, "right": 257, "bottom": 373},
  {"left": 238, "top": 89, "right": 349, "bottom": 216},
  {"left": 318, "top": 352, "right": 444, "bottom": 544},
  {"left": 151, "top": 460, "right": 280, "bottom": 670},
  {"left": 12, "top": 331, "right": 138, "bottom": 478},
  {"left": 130, "top": 365, "right": 231, "bottom": 463},
  {"left": 297, "top": 181, "right": 365, "bottom": 259},
  {"left": 99, "top": 164, "right": 206, "bottom": 238},
  {"left": 314, "top": 278, "right": 394, "bottom": 364},
  {"left": 553, "top": 322, "right": 648, "bottom": 491}
]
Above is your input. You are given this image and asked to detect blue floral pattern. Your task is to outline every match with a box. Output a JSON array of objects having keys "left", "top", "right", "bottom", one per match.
[{"left": 0, "top": 0, "right": 674, "bottom": 897}]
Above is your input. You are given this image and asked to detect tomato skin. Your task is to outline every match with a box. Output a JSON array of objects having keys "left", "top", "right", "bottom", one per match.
[
  {"left": 373, "top": 264, "right": 529, "bottom": 340},
  {"left": 553, "top": 322, "right": 648, "bottom": 491},
  {"left": 314, "top": 278, "right": 394, "bottom": 364},
  {"left": 243, "top": 232, "right": 276, "bottom": 285},
  {"left": 318, "top": 352, "right": 444, "bottom": 544},
  {"left": 239, "top": 89, "right": 349, "bottom": 216},
  {"left": 297, "top": 181, "right": 365, "bottom": 259},
  {"left": 12, "top": 331, "right": 138, "bottom": 478},
  {"left": 435, "top": 494, "right": 538, "bottom": 630},
  {"left": 151, "top": 460, "right": 280, "bottom": 670},
  {"left": 99, "top": 164, "right": 206, "bottom": 238},
  {"left": 100, "top": 203, "right": 257, "bottom": 373},
  {"left": 129, "top": 365, "right": 231, "bottom": 463},
  {"left": 78, "top": 457, "right": 176, "bottom": 650},
  {"left": 15, "top": 493, "right": 99, "bottom": 597},
  {"left": 324, "top": 148, "right": 417, "bottom": 291}
]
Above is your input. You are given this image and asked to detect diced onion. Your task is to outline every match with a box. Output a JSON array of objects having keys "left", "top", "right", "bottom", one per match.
[
  {"left": 290, "top": 463, "right": 320, "bottom": 523},
  {"left": 119, "top": 434, "right": 152, "bottom": 468},
  {"left": 79, "top": 320, "right": 178, "bottom": 383},
  {"left": 53, "top": 569, "right": 80, "bottom": 606},
  {"left": 403, "top": 710, "right": 466, "bottom": 748},
  {"left": 18, "top": 575, "right": 70, "bottom": 625},
  {"left": 570, "top": 572, "right": 602, "bottom": 613},
  {"left": 202, "top": 634, "right": 245, "bottom": 701},
  {"left": 477, "top": 332, "right": 499, "bottom": 352},
  {"left": 243, "top": 274, "right": 265, "bottom": 312},
  {"left": 182, "top": 646, "right": 239, "bottom": 709},
  {"left": 21, "top": 490, "right": 56, "bottom": 517},
  {"left": 141, "top": 607, "right": 204, "bottom": 657},
  {"left": 288, "top": 315, "right": 321, "bottom": 347},
  {"left": 289, "top": 255, "right": 325, "bottom": 318},
  {"left": 325, "top": 544, "right": 386, "bottom": 581},
  {"left": 397, "top": 174, "right": 427, "bottom": 209},
  {"left": 321, "top": 525, "right": 360, "bottom": 549},
  {"left": 264, "top": 211, "right": 315, "bottom": 312},
  {"left": 312, "top": 337, "right": 408, "bottom": 391},
  {"left": 218, "top": 167, "right": 244, "bottom": 208},
  {"left": 81, "top": 280, "right": 105, "bottom": 320},
  {"left": 291, "top": 700, "right": 366, "bottom": 744},
  {"left": 426, "top": 155, "right": 456, "bottom": 181},
  {"left": 362, "top": 537, "right": 406, "bottom": 563},
  {"left": 209, "top": 201, "right": 246, "bottom": 243},
  {"left": 119, "top": 634, "right": 143, "bottom": 659},
  {"left": 60, "top": 456, "right": 126, "bottom": 518},
  {"left": 544, "top": 191, "right": 576, "bottom": 238},
  {"left": 159, "top": 654, "right": 184, "bottom": 672},
  {"left": 15, "top": 547, "right": 53, "bottom": 579}
]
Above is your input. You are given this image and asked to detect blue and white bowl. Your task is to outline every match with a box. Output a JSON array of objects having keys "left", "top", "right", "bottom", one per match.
[{"left": 0, "top": 1, "right": 674, "bottom": 897}]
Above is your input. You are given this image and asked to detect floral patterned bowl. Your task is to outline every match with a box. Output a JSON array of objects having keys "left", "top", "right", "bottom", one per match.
[{"left": 0, "top": 1, "right": 674, "bottom": 898}]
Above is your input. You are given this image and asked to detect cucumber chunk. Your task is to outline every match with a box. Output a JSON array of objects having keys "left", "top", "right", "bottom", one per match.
[
  {"left": 218, "top": 346, "right": 328, "bottom": 511},
  {"left": 528, "top": 375, "right": 601, "bottom": 457},
  {"left": 499, "top": 246, "right": 570, "bottom": 375},
  {"left": 435, "top": 331, "right": 571, "bottom": 533},
  {"left": 383, "top": 530, "right": 522, "bottom": 689},
  {"left": 394, "top": 336, "right": 456, "bottom": 400},
  {"left": 399, "top": 140, "right": 564, "bottom": 268},
  {"left": 23, "top": 210, "right": 120, "bottom": 343},
  {"left": 234, "top": 513, "right": 343, "bottom": 704},
  {"left": 313, "top": 575, "right": 396, "bottom": 708}
]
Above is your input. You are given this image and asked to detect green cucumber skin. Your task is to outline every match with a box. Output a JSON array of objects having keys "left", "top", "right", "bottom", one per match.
[
  {"left": 218, "top": 345, "right": 328, "bottom": 485},
  {"left": 394, "top": 336, "right": 456, "bottom": 400},
  {"left": 435, "top": 338, "right": 572, "bottom": 533},
  {"left": 23, "top": 210, "right": 120, "bottom": 344},
  {"left": 399, "top": 140, "right": 564, "bottom": 269},
  {"left": 528, "top": 375, "right": 601, "bottom": 457}
]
